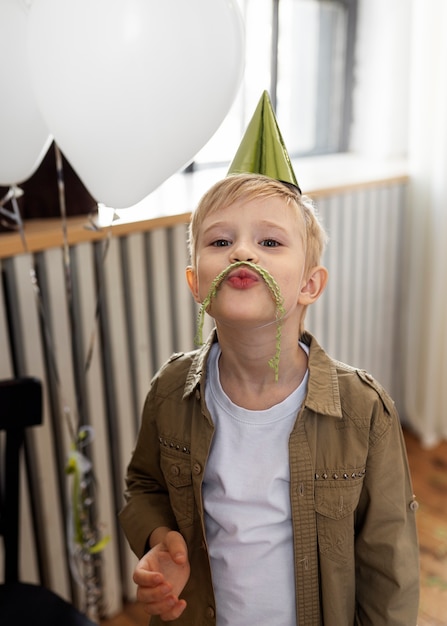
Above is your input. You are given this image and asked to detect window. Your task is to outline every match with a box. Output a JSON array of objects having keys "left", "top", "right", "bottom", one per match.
[{"left": 193, "top": 0, "right": 357, "bottom": 167}]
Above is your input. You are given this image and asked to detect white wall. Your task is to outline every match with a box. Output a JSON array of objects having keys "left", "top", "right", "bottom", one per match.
[{"left": 350, "top": 0, "right": 412, "bottom": 159}]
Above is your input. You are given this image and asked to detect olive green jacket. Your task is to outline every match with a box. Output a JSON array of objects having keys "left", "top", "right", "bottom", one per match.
[{"left": 119, "top": 331, "right": 419, "bottom": 626}]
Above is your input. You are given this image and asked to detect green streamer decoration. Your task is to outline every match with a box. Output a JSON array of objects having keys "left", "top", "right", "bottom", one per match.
[
  {"left": 65, "top": 441, "right": 111, "bottom": 556},
  {"left": 195, "top": 261, "right": 285, "bottom": 381}
]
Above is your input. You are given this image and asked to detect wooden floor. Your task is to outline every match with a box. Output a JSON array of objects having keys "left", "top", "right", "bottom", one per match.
[
  {"left": 404, "top": 429, "right": 447, "bottom": 626},
  {"left": 100, "top": 428, "right": 447, "bottom": 626}
]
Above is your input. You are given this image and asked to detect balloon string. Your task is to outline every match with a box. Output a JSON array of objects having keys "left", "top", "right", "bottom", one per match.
[
  {"left": 54, "top": 144, "right": 72, "bottom": 300},
  {"left": 54, "top": 143, "right": 84, "bottom": 436},
  {"left": 84, "top": 231, "right": 111, "bottom": 373},
  {"left": 53, "top": 143, "right": 113, "bottom": 377}
]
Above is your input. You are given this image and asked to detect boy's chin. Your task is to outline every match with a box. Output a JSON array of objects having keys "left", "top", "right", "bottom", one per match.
[{"left": 214, "top": 312, "right": 278, "bottom": 331}]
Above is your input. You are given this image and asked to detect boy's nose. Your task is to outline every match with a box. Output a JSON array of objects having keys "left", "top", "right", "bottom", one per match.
[{"left": 230, "top": 242, "right": 257, "bottom": 263}]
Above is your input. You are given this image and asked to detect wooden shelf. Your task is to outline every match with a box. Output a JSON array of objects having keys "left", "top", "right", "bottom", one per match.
[{"left": 0, "top": 212, "right": 191, "bottom": 259}]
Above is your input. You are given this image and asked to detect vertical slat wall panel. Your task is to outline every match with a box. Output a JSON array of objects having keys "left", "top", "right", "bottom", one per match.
[
  {"left": 72, "top": 242, "right": 123, "bottom": 615},
  {"left": 0, "top": 259, "right": 13, "bottom": 377},
  {"left": 170, "top": 223, "right": 197, "bottom": 354},
  {"left": 378, "top": 185, "right": 403, "bottom": 392},
  {"left": 9, "top": 254, "right": 71, "bottom": 599},
  {"left": 306, "top": 184, "right": 404, "bottom": 397},
  {"left": 0, "top": 181, "right": 406, "bottom": 616},
  {"left": 121, "top": 232, "right": 154, "bottom": 424},
  {"left": 363, "top": 189, "right": 379, "bottom": 377},
  {"left": 37, "top": 247, "right": 81, "bottom": 606},
  {"left": 312, "top": 194, "right": 337, "bottom": 354},
  {"left": 146, "top": 228, "right": 175, "bottom": 368},
  {"left": 350, "top": 190, "right": 368, "bottom": 369},
  {"left": 99, "top": 237, "right": 140, "bottom": 599},
  {"left": 40, "top": 247, "right": 78, "bottom": 466}
]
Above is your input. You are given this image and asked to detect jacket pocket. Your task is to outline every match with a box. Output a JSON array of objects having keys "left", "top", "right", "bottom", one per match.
[
  {"left": 160, "top": 448, "right": 194, "bottom": 528},
  {"left": 315, "top": 473, "right": 364, "bottom": 564}
]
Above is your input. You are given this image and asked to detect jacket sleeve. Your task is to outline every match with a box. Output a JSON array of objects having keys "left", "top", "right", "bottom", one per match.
[
  {"left": 354, "top": 379, "right": 420, "bottom": 626},
  {"left": 118, "top": 378, "right": 178, "bottom": 558}
]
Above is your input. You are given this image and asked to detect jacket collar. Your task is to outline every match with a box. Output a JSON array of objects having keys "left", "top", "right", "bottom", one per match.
[
  {"left": 300, "top": 331, "right": 343, "bottom": 418},
  {"left": 183, "top": 330, "right": 217, "bottom": 399},
  {"left": 183, "top": 329, "right": 343, "bottom": 418}
]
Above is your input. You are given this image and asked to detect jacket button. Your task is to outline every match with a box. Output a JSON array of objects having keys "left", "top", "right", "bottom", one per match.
[
  {"left": 170, "top": 465, "right": 180, "bottom": 477},
  {"left": 193, "top": 462, "right": 202, "bottom": 475},
  {"left": 409, "top": 499, "right": 419, "bottom": 511},
  {"left": 205, "top": 606, "right": 215, "bottom": 618}
]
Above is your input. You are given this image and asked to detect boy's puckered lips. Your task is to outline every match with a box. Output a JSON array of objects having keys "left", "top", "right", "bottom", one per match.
[{"left": 226, "top": 267, "right": 260, "bottom": 288}]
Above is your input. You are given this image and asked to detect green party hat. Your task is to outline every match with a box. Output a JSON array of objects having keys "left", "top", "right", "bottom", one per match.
[{"left": 227, "top": 90, "right": 301, "bottom": 193}]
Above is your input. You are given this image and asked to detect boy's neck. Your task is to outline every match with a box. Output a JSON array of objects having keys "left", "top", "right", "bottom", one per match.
[{"left": 216, "top": 329, "right": 308, "bottom": 411}]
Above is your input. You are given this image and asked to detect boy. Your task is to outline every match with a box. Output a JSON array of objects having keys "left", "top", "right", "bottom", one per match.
[{"left": 119, "top": 93, "right": 419, "bottom": 625}]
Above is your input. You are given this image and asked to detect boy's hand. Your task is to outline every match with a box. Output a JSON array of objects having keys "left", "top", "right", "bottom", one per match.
[{"left": 133, "top": 530, "right": 190, "bottom": 621}]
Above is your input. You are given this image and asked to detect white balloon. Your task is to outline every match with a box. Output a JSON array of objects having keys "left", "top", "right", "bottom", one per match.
[
  {"left": 28, "top": 0, "right": 244, "bottom": 208},
  {"left": 0, "top": 0, "right": 51, "bottom": 186}
]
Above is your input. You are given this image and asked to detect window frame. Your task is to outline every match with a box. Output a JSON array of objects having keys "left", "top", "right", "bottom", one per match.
[{"left": 191, "top": 0, "right": 358, "bottom": 170}]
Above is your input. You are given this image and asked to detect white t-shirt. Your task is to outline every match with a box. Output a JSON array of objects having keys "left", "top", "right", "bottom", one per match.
[{"left": 203, "top": 342, "right": 308, "bottom": 626}]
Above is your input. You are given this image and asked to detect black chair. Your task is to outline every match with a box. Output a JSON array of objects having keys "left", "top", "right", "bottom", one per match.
[{"left": 0, "top": 377, "right": 97, "bottom": 626}]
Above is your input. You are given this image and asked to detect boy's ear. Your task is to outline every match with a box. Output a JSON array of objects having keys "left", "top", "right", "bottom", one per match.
[
  {"left": 186, "top": 266, "right": 201, "bottom": 303},
  {"left": 299, "top": 266, "right": 328, "bottom": 305}
]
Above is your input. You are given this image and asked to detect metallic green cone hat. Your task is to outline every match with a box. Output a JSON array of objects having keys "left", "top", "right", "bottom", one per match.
[{"left": 227, "top": 90, "right": 301, "bottom": 193}]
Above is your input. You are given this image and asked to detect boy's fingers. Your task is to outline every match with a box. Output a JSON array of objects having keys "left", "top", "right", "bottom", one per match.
[
  {"left": 160, "top": 599, "right": 187, "bottom": 621},
  {"left": 140, "top": 595, "right": 186, "bottom": 620},
  {"left": 136, "top": 581, "right": 172, "bottom": 604},
  {"left": 165, "top": 531, "right": 188, "bottom": 563},
  {"left": 134, "top": 568, "right": 167, "bottom": 589}
]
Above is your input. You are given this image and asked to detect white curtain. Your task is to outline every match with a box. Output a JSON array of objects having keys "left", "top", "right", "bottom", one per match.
[
  {"left": 352, "top": 0, "right": 447, "bottom": 445},
  {"left": 401, "top": 0, "right": 447, "bottom": 446}
]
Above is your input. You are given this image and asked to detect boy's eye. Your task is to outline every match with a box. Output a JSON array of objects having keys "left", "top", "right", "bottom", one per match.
[
  {"left": 212, "top": 239, "right": 231, "bottom": 247},
  {"left": 260, "top": 239, "right": 280, "bottom": 247}
]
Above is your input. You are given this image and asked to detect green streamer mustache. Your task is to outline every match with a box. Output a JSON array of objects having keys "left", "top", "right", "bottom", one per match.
[{"left": 194, "top": 261, "right": 286, "bottom": 381}]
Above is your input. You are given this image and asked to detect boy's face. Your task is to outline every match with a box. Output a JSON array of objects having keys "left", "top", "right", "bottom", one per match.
[{"left": 186, "top": 194, "right": 313, "bottom": 330}]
